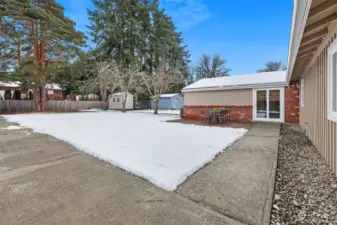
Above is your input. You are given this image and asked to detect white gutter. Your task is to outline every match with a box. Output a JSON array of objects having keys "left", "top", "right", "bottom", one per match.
[
  {"left": 182, "top": 81, "right": 289, "bottom": 93},
  {"left": 287, "top": 0, "right": 312, "bottom": 81}
]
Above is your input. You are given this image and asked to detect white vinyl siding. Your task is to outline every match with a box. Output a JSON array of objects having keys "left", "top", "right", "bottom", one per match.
[
  {"left": 184, "top": 89, "right": 252, "bottom": 106},
  {"left": 328, "top": 39, "right": 337, "bottom": 122}
]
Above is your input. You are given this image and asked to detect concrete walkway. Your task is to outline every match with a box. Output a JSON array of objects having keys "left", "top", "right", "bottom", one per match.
[
  {"left": 177, "top": 122, "right": 280, "bottom": 225},
  {"left": 0, "top": 118, "right": 279, "bottom": 225}
]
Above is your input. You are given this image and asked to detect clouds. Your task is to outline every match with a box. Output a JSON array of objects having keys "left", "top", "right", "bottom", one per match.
[{"left": 162, "top": 0, "right": 211, "bottom": 31}]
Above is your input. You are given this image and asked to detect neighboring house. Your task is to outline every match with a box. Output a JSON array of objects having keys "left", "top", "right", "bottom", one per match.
[
  {"left": 151, "top": 93, "right": 184, "bottom": 110},
  {"left": 182, "top": 71, "right": 296, "bottom": 123},
  {"left": 109, "top": 92, "right": 134, "bottom": 110},
  {"left": 0, "top": 82, "right": 62, "bottom": 100},
  {"left": 45, "top": 84, "right": 63, "bottom": 100},
  {"left": 287, "top": 0, "right": 337, "bottom": 174},
  {"left": 0, "top": 82, "right": 21, "bottom": 99}
]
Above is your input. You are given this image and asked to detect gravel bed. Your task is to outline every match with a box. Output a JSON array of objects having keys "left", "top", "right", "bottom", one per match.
[{"left": 271, "top": 124, "right": 337, "bottom": 224}]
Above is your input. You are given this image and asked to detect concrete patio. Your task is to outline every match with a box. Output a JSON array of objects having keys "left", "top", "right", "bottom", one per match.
[{"left": 0, "top": 117, "right": 279, "bottom": 225}]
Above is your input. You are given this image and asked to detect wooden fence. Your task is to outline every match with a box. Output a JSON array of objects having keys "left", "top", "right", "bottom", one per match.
[
  {"left": 0, "top": 100, "right": 105, "bottom": 113},
  {"left": 45, "top": 101, "right": 105, "bottom": 112},
  {"left": 0, "top": 100, "right": 35, "bottom": 113}
]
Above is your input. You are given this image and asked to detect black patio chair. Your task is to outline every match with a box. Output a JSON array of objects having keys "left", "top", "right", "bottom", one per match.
[
  {"left": 219, "top": 109, "right": 231, "bottom": 123},
  {"left": 218, "top": 110, "right": 226, "bottom": 124},
  {"left": 224, "top": 109, "right": 231, "bottom": 122}
]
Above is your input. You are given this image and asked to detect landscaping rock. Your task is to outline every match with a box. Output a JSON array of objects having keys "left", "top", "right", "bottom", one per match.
[{"left": 270, "top": 124, "right": 337, "bottom": 224}]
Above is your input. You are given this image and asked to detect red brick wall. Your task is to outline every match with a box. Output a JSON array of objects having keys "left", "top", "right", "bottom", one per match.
[
  {"left": 284, "top": 82, "right": 300, "bottom": 124},
  {"left": 184, "top": 105, "right": 253, "bottom": 122},
  {"left": 47, "top": 90, "right": 63, "bottom": 100}
]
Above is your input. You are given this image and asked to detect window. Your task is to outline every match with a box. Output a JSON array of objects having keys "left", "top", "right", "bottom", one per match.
[
  {"left": 328, "top": 39, "right": 337, "bottom": 122},
  {"left": 117, "top": 98, "right": 120, "bottom": 102},
  {"left": 300, "top": 79, "right": 304, "bottom": 107},
  {"left": 113, "top": 98, "right": 115, "bottom": 102}
]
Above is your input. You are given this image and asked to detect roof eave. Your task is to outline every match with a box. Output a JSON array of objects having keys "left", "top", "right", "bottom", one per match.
[
  {"left": 182, "top": 81, "right": 289, "bottom": 93},
  {"left": 287, "top": 0, "right": 312, "bottom": 81}
]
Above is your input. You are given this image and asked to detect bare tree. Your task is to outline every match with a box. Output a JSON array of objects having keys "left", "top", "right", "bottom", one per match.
[
  {"left": 141, "top": 63, "right": 181, "bottom": 114},
  {"left": 114, "top": 65, "right": 142, "bottom": 112},
  {"left": 81, "top": 60, "right": 118, "bottom": 109},
  {"left": 195, "top": 54, "right": 231, "bottom": 80},
  {"left": 81, "top": 59, "right": 142, "bottom": 112},
  {"left": 257, "top": 61, "right": 287, "bottom": 73}
]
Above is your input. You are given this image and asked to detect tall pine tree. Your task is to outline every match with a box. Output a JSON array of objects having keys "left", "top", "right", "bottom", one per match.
[
  {"left": 87, "top": 0, "right": 190, "bottom": 92},
  {"left": 0, "top": 0, "right": 86, "bottom": 110}
]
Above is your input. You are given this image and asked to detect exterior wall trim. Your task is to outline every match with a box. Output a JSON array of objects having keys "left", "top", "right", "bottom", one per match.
[
  {"left": 287, "top": 0, "right": 312, "bottom": 80},
  {"left": 327, "top": 37, "right": 337, "bottom": 123}
]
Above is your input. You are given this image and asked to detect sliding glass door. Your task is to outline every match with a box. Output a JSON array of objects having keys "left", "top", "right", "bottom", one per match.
[{"left": 254, "top": 88, "right": 284, "bottom": 122}]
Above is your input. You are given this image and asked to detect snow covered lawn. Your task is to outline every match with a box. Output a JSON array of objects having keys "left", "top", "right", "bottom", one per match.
[{"left": 4, "top": 112, "right": 247, "bottom": 191}]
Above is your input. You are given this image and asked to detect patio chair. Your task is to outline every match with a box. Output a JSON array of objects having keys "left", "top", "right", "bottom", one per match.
[
  {"left": 218, "top": 110, "right": 226, "bottom": 124},
  {"left": 200, "top": 109, "right": 211, "bottom": 124},
  {"left": 224, "top": 109, "right": 231, "bottom": 122}
]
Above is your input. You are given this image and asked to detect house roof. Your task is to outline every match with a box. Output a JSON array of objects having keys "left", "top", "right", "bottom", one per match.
[
  {"left": 287, "top": 0, "right": 312, "bottom": 81},
  {"left": 0, "top": 82, "right": 62, "bottom": 90},
  {"left": 0, "top": 81, "right": 20, "bottom": 88},
  {"left": 111, "top": 92, "right": 133, "bottom": 96},
  {"left": 45, "top": 84, "right": 62, "bottom": 90},
  {"left": 182, "top": 71, "right": 287, "bottom": 93},
  {"left": 160, "top": 93, "right": 181, "bottom": 98}
]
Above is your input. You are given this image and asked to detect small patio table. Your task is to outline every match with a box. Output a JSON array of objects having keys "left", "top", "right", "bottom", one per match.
[{"left": 210, "top": 110, "right": 231, "bottom": 124}]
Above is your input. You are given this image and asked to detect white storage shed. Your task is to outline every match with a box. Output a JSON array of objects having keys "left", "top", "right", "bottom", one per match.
[{"left": 109, "top": 92, "right": 134, "bottom": 110}]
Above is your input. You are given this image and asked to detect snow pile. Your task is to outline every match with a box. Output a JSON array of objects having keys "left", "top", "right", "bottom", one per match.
[
  {"left": 80, "top": 108, "right": 103, "bottom": 112},
  {"left": 4, "top": 112, "right": 247, "bottom": 191},
  {"left": 135, "top": 109, "right": 181, "bottom": 115},
  {"left": 2, "top": 125, "right": 22, "bottom": 130}
]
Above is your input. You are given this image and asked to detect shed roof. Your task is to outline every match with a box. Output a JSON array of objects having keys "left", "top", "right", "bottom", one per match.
[
  {"left": 111, "top": 92, "right": 133, "bottom": 96},
  {"left": 160, "top": 93, "right": 181, "bottom": 98},
  {"left": 182, "top": 71, "right": 287, "bottom": 92}
]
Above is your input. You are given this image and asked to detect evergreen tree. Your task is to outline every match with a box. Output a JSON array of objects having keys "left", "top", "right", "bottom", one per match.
[
  {"left": 87, "top": 0, "right": 190, "bottom": 91},
  {"left": 0, "top": 0, "right": 86, "bottom": 110}
]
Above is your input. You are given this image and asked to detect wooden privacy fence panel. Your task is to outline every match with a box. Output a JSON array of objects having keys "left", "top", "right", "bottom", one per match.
[
  {"left": 45, "top": 101, "right": 105, "bottom": 112},
  {"left": 0, "top": 100, "right": 104, "bottom": 113},
  {"left": 0, "top": 100, "right": 35, "bottom": 113}
]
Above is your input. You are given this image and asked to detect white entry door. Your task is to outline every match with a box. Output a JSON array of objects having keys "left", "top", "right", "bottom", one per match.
[{"left": 253, "top": 88, "right": 284, "bottom": 122}]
